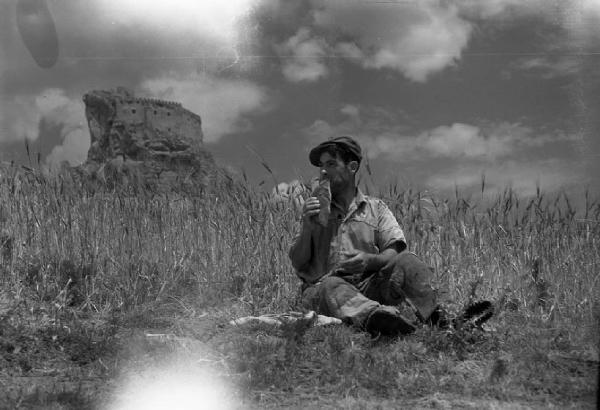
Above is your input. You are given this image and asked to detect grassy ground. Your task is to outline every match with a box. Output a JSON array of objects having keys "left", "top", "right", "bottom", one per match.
[{"left": 0, "top": 164, "right": 598, "bottom": 409}]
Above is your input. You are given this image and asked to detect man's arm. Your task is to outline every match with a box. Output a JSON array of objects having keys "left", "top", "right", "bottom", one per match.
[
  {"left": 366, "top": 242, "right": 404, "bottom": 270},
  {"left": 337, "top": 242, "right": 403, "bottom": 275},
  {"left": 288, "top": 196, "right": 320, "bottom": 271},
  {"left": 337, "top": 199, "right": 407, "bottom": 276},
  {"left": 376, "top": 200, "right": 406, "bottom": 252},
  {"left": 289, "top": 222, "right": 313, "bottom": 271}
]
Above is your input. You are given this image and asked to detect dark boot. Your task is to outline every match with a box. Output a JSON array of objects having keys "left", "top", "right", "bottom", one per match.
[
  {"left": 365, "top": 306, "right": 416, "bottom": 337},
  {"left": 455, "top": 300, "right": 494, "bottom": 329},
  {"left": 425, "top": 301, "right": 494, "bottom": 330}
]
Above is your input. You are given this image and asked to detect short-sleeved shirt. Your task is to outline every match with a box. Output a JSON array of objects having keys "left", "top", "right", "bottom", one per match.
[{"left": 291, "top": 189, "right": 406, "bottom": 284}]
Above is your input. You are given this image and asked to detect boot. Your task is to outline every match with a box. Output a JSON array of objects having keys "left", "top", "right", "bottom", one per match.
[{"left": 365, "top": 305, "right": 416, "bottom": 337}]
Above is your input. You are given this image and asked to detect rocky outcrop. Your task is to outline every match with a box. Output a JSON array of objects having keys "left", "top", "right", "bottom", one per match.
[{"left": 81, "top": 87, "right": 215, "bottom": 190}]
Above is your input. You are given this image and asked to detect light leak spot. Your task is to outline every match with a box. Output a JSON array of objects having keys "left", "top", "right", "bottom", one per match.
[
  {"left": 96, "top": 0, "right": 259, "bottom": 44},
  {"left": 108, "top": 364, "right": 234, "bottom": 410}
]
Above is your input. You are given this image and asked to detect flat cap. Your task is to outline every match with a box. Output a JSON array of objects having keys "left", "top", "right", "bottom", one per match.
[{"left": 309, "top": 136, "right": 362, "bottom": 167}]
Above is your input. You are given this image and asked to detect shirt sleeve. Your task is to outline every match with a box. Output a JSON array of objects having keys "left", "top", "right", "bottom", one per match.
[{"left": 376, "top": 200, "right": 406, "bottom": 251}]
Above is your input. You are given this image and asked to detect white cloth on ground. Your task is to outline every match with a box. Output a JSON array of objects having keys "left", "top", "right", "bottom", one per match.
[{"left": 230, "top": 311, "right": 342, "bottom": 327}]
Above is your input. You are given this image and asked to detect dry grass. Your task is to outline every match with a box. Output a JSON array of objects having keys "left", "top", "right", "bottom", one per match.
[{"left": 0, "top": 163, "right": 598, "bottom": 409}]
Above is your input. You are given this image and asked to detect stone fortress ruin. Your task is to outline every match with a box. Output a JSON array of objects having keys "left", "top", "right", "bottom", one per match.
[
  {"left": 112, "top": 89, "right": 202, "bottom": 144},
  {"left": 82, "top": 87, "right": 215, "bottom": 190}
]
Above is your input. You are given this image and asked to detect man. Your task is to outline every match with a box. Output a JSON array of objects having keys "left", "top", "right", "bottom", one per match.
[{"left": 289, "top": 136, "right": 444, "bottom": 336}]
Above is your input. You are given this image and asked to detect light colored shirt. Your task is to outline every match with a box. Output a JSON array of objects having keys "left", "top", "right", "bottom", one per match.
[{"left": 290, "top": 189, "right": 406, "bottom": 284}]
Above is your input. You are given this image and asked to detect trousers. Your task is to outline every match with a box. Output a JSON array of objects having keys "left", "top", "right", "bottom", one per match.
[{"left": 301, "top": 251, "right": 438, "bottom": 327}]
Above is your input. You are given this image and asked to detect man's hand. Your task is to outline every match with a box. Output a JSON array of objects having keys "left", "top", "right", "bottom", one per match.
[
  {"left": 302, "top": 196, "right": 321, "bottom": 227},
  {"left": 337, "top": 251, "right": 373, "bottom": 275}
]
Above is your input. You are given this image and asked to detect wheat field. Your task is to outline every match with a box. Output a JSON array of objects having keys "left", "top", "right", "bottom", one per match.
[{"left": 0, "top": 164, "right": 598, "bottom": 409}]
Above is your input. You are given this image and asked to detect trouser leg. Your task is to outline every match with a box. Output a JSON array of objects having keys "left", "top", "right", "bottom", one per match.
[
  {"left": 301, "top": 276, "right": 379, "bottom": 327},
  {"left": 360, "top": 251, "right": 438, "bottom": 321}
]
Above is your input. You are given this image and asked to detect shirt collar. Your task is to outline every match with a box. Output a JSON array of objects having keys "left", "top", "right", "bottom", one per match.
[{"left": 331, "top": 187, "right": 367, "bottom": 219}]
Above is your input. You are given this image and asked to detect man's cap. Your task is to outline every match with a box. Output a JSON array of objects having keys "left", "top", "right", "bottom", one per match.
[{"left": 309, "top": 136, "right": 362, "bottom": 167}]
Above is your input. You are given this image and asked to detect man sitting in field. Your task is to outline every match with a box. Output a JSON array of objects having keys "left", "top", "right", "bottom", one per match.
[{"left": 289, "top": 136, "right": 446, "bottom": 336}]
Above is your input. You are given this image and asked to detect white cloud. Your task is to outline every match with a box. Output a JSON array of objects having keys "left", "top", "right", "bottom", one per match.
[
  {"left": 456, "top": 0, "right": 544, "bottom": 19},
  {"left": 418, "top": 123, "right": 513, "bottom": 158},
  {"left": 303, "top": 106, "right": 576, "bottom": 161},
  {"left": 510, "top": 56, "right": 580, "bottom": 79},
  {"left": 364, "top": 7, "right": 471, "bottom": 82},
  {"left": 39, "top": 89, "right": 91, "bottom": 168},
  {"left": 46, "top": 128, "right": 90, "bottom": 170},
  {"left": 269, "top": 0, "right": 593, "bottom": 83},
  {"left": 312, "top": 1, "right": 472, "bottom": 82},
  {"left": 0, "top": 88, "right": 90, "bottom": 168},
  {"left": 140, "top": 74, "right": 268, "bottom": 143},
  {"left": 340, "top": 104, "right": 359, "bottom": 119},
  {"left": 1, "top": 96, "right": 40, "bottom": 143},
  {"left": 277, "top": 28, "right": 329, "bottom": 82},
  {"left": 426, "top": 159, "right": 584, "bottom": 196},
  {"left": 335, "top": 42, "right": 364, "bottom": 61},
  {"left": 492, "top": 1, "right": 599, "bottom": 78},
  {"left": 302, "top": 108, "right": 583, "bottom": 195},
  {"left": 1, "top": 90, "right": 83, "bottom": 144}
]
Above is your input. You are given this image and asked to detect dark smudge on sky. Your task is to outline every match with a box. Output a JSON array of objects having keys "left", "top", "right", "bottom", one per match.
[{"left": 16, "top": 0, "right": 59, "bottom": 68}]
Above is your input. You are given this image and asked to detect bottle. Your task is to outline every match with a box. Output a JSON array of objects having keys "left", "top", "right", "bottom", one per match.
[{"left": 311, "top": 171, "right": 331, "bottom": 227}]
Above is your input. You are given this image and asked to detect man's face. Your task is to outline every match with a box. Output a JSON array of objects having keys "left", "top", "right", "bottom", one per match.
[{"left": 318, "top": 151, "right": 355, "bottom": 193}]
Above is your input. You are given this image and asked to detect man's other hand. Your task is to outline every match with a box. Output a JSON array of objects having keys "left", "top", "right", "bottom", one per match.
[
  {"left": 337, "top": 251, "right": 372, "bottom": 275},
  {"left": 302, "top": 196, "right": 321, "bottom": 226}
]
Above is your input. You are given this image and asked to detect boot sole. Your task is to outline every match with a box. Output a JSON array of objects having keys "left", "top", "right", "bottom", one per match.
[{"left": 366, "top": 309, "right": 416, "bottom": 336}]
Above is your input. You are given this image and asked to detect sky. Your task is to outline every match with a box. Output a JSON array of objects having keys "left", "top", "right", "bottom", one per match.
[{"left": 1, "top": 0, "right": 599, "bottom": 201}]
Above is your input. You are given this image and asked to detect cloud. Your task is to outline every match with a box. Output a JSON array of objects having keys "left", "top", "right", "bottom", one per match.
[
  {"left": 302, "top": 103, "right": 584, "bottom": 194},
  {"left": 510, "top": 56, "right": 581, "bottom": 79},
  {"left": 277, "top": 28, "right": 329, "bottom": 82},
  {"left": 303, "top": 105, "right": 578, "bottom": 161},
  {"left": 426, "top": 158, "right": 584, "bottom": 196},
  {"left": 456, "top": 0, "right": 544, "bottom": 19},
  {"left": 340, "top": 104, "right": 359, "bottom": 119},
  {"left": 46, "top": 128, "right": 90, "bottom": 170},
  {"left": 0, "top": 88, "right": 90, "bottom": 168},
  {"left": 491, "top": 1, "right": 600, "bottom": 79},
  {"left": 311, "top": 1, "right": 473, "bottom": 82},
  {"left": 413, "top": 122, "right": 578, "bottom": 158},
  {"left": 37, "top": 90, "right": 90, "bottom": 168},
  {"left": 267, "top": 0, "right": 596, "bottom": 83},
  {"left": 419, "top": 123, "right": 513, "bottom": 158},
  {"left": 1, "top": 95, "right": 41, "bottom": 143},
  {"left": 140, "top": 74, "right": 268, "bottom": 143}
]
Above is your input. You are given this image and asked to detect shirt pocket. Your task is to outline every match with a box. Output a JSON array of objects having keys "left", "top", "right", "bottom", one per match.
[{"left": 344, "top": 215, "right": 379, "bottom": 253}]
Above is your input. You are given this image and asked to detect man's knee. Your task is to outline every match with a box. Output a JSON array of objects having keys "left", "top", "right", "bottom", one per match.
[
  {"left": 320, "top": 276, "right": 365, "bottom": 308},
  {"left": 388, "top": 251, "right": 438, "bottom": 319},
  {"left": 302, "top": 276, "right": 353, "bottom": 311},
  {"left": 395, "top": 250, "right": 427, "bottom": 266},
  {"left": 392, "top": 251, "right": 433, "bottom": 282}
]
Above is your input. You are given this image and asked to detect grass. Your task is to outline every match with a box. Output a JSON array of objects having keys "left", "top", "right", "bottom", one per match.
[{"left": 0, "top": 162, "right": 598, "bottom": 409}]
